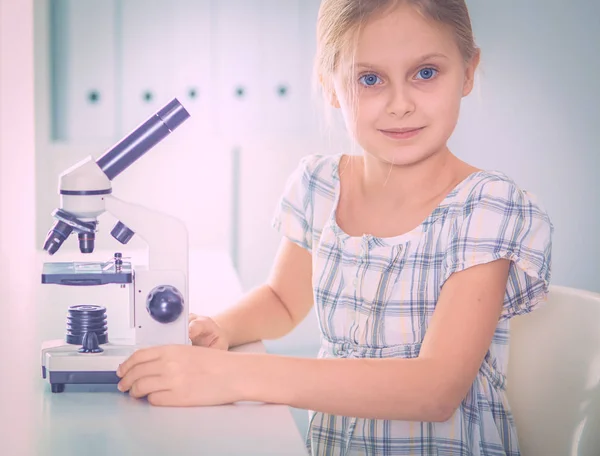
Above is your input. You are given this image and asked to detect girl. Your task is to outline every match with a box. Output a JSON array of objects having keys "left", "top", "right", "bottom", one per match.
[{"left": 117, "top": 0, "right": 553, "bottom": 454}]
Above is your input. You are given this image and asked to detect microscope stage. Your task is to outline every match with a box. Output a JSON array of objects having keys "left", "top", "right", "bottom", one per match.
[{"left": 42, "top": 260, "right": 133, "bottom": 285}]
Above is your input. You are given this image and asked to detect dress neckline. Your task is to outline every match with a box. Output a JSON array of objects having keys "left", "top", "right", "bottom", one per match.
[{"left": 328, "top": 153, "right": 489, "bottom": 247}]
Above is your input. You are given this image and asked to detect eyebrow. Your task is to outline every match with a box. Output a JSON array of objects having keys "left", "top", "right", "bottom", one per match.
[{"left": 353, "top": 53, "right": 449, "bottom": 70}]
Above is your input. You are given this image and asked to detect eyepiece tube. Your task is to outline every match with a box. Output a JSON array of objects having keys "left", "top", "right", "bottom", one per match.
[{"left": 96, "top": 98, "right": 190, "bottom": 180}]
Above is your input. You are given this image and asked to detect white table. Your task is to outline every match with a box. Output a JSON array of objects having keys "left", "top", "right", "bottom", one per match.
[{"left": 0, "top": 249, "right": 308, "bottom": 456}]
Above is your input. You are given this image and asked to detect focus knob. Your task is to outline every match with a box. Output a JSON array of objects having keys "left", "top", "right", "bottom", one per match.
[{"left": 146, "top": 286, "right": 184, "bottom": 324}]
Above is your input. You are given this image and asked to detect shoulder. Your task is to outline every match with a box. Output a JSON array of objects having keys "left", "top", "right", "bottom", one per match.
[
  {"left": 442, "top": 170, "right": 553, "bottom": 318},
  {"left": 286, "top": 153, "right": 340, "bottom": 201},
  {"left": 455, "top": 170, "right": 552, "bottom": 228},
  {"left": 273, "top": 154, "right": 340, "bottom": 251},
  {"left": 293, "top": 153, "right": 340, "bottom": 182}
]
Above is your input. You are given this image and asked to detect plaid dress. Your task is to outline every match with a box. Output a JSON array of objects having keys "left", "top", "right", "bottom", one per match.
[{"left": 272, "top": 154, "right": 553, "bottom": 456}]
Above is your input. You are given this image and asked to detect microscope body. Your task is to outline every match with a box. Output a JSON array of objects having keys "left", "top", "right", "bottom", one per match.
[{"left": 41, "top": 99, "right": 191, "bottom": 393}]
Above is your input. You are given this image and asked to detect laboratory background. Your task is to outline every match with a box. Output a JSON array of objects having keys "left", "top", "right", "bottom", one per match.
[
  {"left": 0, "top": 0, "right": 599, "bottom": 447},
  {"left": 31, "top": 0, "right": 599, "bottom": 348}
]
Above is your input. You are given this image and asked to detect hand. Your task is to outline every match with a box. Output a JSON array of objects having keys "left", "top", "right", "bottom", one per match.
[
  {"left": 116, "top": 345, "right": 242, "bottom": 406},
  {"left": 188, "top": 313, "right": 230, "bottom": 350}
]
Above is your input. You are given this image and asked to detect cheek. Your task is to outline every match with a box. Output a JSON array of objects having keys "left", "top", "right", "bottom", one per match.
[
  {"left": 337, "top": 91, "right": 380, "bottom": 134},
  {"left": 356, "top": 95, "right": 384, "bottom": 122},
  {"left": 336, "top": 96, "right": 362, "bottom": 138},
  {"left": 422, "top": 83, "right": 462, "bottom": 125}
]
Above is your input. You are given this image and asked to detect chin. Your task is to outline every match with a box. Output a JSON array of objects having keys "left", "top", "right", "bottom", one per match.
[{"left": 366, "top": 145, "right": 440, "bottom": 167}]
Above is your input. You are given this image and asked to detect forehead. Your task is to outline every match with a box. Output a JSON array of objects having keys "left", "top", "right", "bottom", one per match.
[{"left": 351, "top": 3, "right": 460, "bottom": 65}]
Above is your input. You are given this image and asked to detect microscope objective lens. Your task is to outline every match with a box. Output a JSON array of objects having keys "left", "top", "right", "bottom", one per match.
[{"left": 78, "top": 232, "right": 95, "bottom": 254}]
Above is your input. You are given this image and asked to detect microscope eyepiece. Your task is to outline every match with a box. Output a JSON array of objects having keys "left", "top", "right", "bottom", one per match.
[
  {"left": 43, "top": 221, "right": 74, "bottom": 255},
  {"left": 44, "top": 99, "right": 191, "bottom": 255},
  {"left": 96, "top": 98, "right": 190, "bottom": 181}
]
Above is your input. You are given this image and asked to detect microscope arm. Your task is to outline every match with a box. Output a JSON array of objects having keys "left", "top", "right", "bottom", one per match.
[{"left": 103, "top": 194, "right": 188, "bottom": 275}]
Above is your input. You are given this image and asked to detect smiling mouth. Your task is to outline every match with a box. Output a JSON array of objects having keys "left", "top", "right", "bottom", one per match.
[{"left": 379, "top": 127, "right": 425, "bottom": 139}]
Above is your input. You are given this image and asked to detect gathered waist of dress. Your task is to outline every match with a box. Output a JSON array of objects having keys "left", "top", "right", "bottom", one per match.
[{"left": 320, "top": 339, "right": 422, "bottom": 359}]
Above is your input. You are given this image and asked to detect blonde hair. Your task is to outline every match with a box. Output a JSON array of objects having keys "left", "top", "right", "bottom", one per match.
[{"left": 315, "top": 0, "right": 479, "bottom": 95}]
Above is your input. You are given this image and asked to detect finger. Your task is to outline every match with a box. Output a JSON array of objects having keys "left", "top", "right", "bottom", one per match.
[
  {"left": 129, "top": 375, "right": 169, "bottom": 399},
  {"left": 189, "top": 329, "right": 220, "bottom": 348},
  {"left": 188, "top": 313, "right": 198, "bottom": 323},
  {"left": 117, "top": 347, "right": 164, "bottom": 378},
  {"left": 148, "top": 391, "right": 195, "bottom": 407},
  {"left": 117, "top": 359, "right": 162, "bottom": 391},
  {"left": 147, "top": 391, "right": 173, "bottom": 407},
  {"left": 188, "top": 318, "right": 212, "bottom": 339}
]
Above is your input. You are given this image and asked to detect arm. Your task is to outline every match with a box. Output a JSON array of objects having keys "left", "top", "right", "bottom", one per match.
[
  {"left": 236, "top": 259, "right": 510, "bottom": 422},
  {"left": 213, "top": 238, "right": 314, "bottom": 348}
]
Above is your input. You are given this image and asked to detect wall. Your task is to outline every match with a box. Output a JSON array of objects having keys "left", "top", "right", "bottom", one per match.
[
  {"left": 34, "top": 0, "right": 326, "bottom": 267},
  {"left": 0, "top": 0, "right": 37, "bottom": 312},
  {"left": 457, "top": 0, "right": 600, "bottom": 293},
  {"left": 0, "top": 0, "right": 37, "bottom": 453},
  {"left": 0, "top": 3, "right": 2, "bottom": 258},
  {"left": 33, "top": 0, "right": 599, "bottom": 355}
]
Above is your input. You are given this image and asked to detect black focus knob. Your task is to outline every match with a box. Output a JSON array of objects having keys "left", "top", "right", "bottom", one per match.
[{"left": 146, "top": 286, "right": 184, "bottom": 324}]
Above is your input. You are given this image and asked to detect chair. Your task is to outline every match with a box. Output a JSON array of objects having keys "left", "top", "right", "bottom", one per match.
[{"left": 507, "top": 285, "right": 600, "bottom": 456}]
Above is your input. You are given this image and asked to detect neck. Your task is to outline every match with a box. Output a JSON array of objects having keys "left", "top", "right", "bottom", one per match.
[{"left": 358, "top": 147, "right": 464, "bottom": 207}]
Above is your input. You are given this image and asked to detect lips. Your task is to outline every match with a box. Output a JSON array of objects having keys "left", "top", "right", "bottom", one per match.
[
  {"left": 379, "top": 127, "right": 425, "bottom": 140},
  {"left": 381, "top": 127, "right": 424, "bottom": 133}
]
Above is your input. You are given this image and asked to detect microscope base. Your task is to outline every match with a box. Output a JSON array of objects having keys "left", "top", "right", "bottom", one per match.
[{"left": 41, "top": 339, "right": 142, "bottom": 393}]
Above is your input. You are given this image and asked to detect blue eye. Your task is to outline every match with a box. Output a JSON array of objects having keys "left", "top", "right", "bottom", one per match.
[
  {"left": 358, "top": 74, "right": 382, "bottom": 87},
  {"left": 416, "top": 68, "right": 437, "bottom": 80}
]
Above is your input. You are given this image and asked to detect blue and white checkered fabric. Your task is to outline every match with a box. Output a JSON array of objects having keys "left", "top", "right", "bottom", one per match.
[{"left": 272, "top": 154, "right": 553, "bottom": 456}]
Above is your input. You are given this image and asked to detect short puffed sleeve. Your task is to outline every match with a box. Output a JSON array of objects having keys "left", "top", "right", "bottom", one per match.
[
  {"left": 443, "top": 177, "right": 553, "bottom": 320},
  {"left": 271, "top": 155, "right": 323, "bottom": 254}
]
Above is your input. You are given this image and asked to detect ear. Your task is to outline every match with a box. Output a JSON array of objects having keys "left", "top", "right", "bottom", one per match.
[
  {"left": 462, "top": 48, "right": 481, "bottom": 97},
  {"left": 319, "top": 74, "right": 341, "bottom": 109}
]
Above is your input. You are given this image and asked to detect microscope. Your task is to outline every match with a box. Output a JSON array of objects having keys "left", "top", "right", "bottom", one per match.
[{"left": 40, "top": 98, "right": 191, "bottom": 393}]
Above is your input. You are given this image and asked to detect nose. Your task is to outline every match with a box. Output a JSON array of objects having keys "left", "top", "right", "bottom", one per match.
[{"left": 386, "top": 83, "right": 415, "bottom": 117}]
